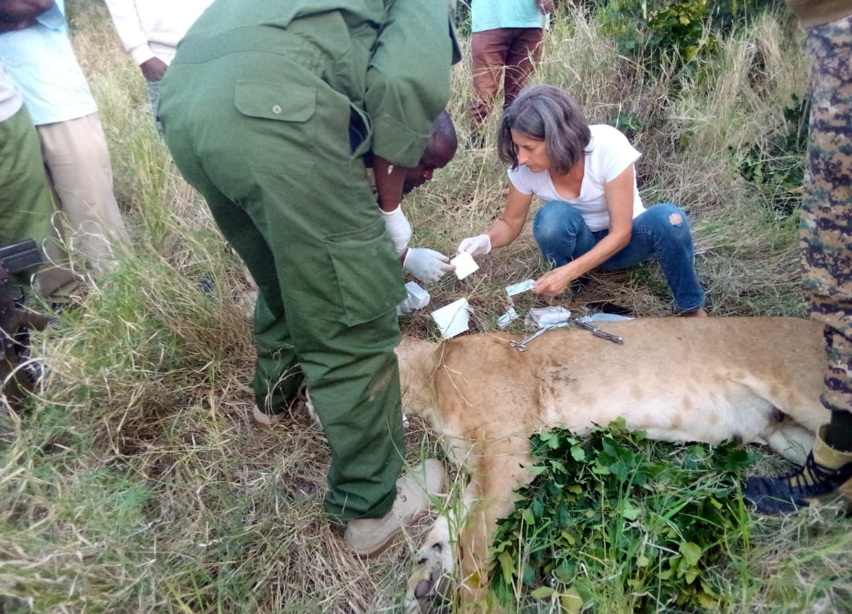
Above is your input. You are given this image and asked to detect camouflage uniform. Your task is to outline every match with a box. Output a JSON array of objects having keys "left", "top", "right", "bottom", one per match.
[
  {"left": 800, "top": 13, "right": 852, "bottom": 415},
  {"left": 741, "top": 4, "right": 852, "bottom": 515}
]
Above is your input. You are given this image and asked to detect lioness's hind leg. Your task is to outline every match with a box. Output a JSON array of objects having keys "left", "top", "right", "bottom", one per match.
[{"left": 765, "top": 423, "right": 815, "bottom": 464}]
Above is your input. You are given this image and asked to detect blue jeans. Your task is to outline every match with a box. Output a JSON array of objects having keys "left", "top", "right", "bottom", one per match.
[
  {"left": 533, "top": 201, "right": 706, "bottom": 313},
  {"left": 147, "top": 80, "right": 163, "bottom": 136}
]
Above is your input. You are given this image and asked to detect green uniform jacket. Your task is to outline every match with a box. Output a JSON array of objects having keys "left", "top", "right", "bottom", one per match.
[{"left": 179, "top": 0, "right": 461, "bottom": 167}]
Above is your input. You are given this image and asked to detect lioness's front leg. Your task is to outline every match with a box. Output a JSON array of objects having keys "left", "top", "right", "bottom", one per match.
[
  {"left": 457, "top": 440, "right": 532, "bottom": 613},
  {"left": 405, "top": 438, "right": 532, "bottom": 614},
  {"left": 404, "top": 479, "right": 475, "bottom": 614}
]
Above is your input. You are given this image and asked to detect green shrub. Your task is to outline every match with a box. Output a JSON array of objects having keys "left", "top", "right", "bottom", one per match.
[
  {"left": 733, "top": 93, "right": 809, "bottom": 217},
  {"left": 594, "top": 0, "right": 780, "bottom": 71},
  {"left": 489, "top": 419, "right": 756, "bottom": 612}
]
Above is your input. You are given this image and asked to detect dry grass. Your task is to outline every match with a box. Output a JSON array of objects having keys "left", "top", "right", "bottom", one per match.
[{"left": 2, "top": 2, "right": 850, "bottom": 614}]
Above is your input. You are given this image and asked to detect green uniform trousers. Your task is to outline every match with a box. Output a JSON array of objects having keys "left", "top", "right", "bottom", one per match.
[
  {"left": 0, "top": 105, "right": 78, "bottom": 301},
  {"left": 158, "top": 27, "right": 408, "bottom": 522}
]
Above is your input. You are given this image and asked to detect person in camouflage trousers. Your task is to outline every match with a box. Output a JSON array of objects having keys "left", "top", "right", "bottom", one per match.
[{"left": 745, "top": 8, "right": 852, "bottom": 513}]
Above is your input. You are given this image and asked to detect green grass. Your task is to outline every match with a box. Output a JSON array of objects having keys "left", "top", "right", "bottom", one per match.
[{"left": 2, "top": 1, "right": 850, "bottom": 613}]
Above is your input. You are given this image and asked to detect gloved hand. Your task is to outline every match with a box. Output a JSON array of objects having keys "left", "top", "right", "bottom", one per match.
[
  {"left": 381, "top": 205, "right": 412, "bottom": 256},
  {"left": 403, "top": 248, "right": 455, "bottom": 284},
  {"left": 457, "top": 234, "right": 492, "bottom": 256}
]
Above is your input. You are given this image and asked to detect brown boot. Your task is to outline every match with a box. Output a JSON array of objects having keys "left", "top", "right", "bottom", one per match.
[
  {"left": 744, "top": 425, "right": 852, "bottom": 514},
  {"left": 344, "top": 459, "right": 445, "bottom": 557}
]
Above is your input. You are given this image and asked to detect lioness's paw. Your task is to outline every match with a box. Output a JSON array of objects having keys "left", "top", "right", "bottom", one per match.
[{"left": 404, "top": 537, "right": 454, "bottom": 614}]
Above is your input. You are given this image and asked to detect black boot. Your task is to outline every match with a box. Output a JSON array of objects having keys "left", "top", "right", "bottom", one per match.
[{"left": 744, "top": 426, "right": 852, "bottom": 514}]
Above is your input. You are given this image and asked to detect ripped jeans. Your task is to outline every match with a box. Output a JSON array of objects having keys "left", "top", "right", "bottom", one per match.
[{"left": 533, "top": 202, "right": 706, "bottom": 313}]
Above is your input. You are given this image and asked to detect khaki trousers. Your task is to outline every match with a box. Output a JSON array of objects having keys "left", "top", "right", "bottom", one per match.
[{"left": 37, "top": 112, "right": 130, "bottom": 275}]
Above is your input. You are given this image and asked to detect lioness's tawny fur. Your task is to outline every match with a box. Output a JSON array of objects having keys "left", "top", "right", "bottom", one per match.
[{"left": 395, "top": 317, "right": 829, "bottom": 613}]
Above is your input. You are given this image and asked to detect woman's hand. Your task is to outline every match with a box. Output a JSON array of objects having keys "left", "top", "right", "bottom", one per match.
[
  {"left": 533, "top": 265, "right": 576, "bottom": 297},
  {"left": 457, "top": 234, "right": 492, "bottom": 256},
  {"left": 463, "top": 185, "right": 534, "bottom": 255}
]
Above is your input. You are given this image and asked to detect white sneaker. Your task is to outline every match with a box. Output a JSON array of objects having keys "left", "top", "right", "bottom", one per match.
[
  {"left": 344, "top": 459, "right": 445, "bottom": 557},
  {"left": 252, "top": 386, "right": 313, "bottom": 428},
  {"left": 251, "top": 406, "right": 287, "bottom": 427}
]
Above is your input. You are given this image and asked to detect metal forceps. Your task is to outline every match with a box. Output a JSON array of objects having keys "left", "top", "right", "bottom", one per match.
[
  {"left": 571, "top": 319, "right": 624, "bottom": 344},
  {"left": 508, "top": 326, "right": 552, "bottom": 352}
]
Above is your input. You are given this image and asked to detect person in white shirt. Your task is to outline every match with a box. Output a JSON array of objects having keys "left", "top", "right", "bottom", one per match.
[
  {"left": 104, "top": 0, "right": 213, "bottom": 130},
  {"left": 457, "top": 85, "right": 707, "bottom": 316}
]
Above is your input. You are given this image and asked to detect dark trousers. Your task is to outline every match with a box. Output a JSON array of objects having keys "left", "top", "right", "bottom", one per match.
[{"left": 469, "top": 27, "right": 543, "bottom": 126}]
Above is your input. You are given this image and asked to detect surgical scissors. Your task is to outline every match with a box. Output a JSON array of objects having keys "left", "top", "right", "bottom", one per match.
[{"left": 507, "top": 326, "right": 552, "bottom": 352}]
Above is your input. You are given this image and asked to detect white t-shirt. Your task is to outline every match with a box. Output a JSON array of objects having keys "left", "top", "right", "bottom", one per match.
[
  {"left": 508, "top": 124, "right": 645, "bottom": 232},
  {"left": 104, "top": 0, "right": 214, "bottom": 65}
]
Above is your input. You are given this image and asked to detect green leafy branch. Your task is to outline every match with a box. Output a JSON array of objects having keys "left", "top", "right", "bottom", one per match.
[{"left": 489, "top": 419, "right": 757, "bottom": 612}]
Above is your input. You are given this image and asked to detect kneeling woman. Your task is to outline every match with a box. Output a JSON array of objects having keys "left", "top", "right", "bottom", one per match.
[{"left": 458, "top": 85, "right": 707, "bottom": 316}]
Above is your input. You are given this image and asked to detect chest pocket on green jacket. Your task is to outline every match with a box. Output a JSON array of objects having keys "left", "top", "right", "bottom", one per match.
[{"left": 233, "top": 80, "right": 316, "bottom": 173}]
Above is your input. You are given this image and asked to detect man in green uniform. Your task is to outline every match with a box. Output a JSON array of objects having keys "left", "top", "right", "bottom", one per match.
[{"left": 158, "top": 1, "right": 460, "bottom": 554}]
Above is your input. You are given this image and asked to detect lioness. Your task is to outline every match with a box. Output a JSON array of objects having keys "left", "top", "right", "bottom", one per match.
[{"left": 394, "top": 316, "right": 829, "bottom": 613}]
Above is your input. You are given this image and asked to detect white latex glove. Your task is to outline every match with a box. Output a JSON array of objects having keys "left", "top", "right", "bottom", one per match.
[
  {"left": 403, "top": 248, "right": 454, "bottom": 284},
  {"left": 381, "top": 205, "right": 412, "bottom": 256},
  {"left": 457, "top": 234, "right": 492, "bottom": 256}
]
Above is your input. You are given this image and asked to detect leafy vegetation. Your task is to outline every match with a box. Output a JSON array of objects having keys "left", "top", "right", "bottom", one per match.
[
  {"left": 593, "top": 0, "right": 790, "bottom": 80},
  {"left": 490, "top": 420, "right": 756, "bottom": 612},
  {"left": 597, "top": 0, "right": 712, "bottom": 63},
  {"left": 733, "top": 93, "right": 809, "bottom": 217}
]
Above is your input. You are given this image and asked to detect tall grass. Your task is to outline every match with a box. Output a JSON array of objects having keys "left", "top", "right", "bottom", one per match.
[{"left": 1, "top": 2, "right": 849, "bottom": 613}]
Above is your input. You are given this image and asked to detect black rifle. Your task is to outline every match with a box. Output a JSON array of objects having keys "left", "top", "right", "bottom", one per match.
[{"left": 0, "top": 240, "right": 53, "bottom": 410}]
